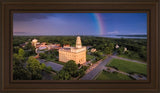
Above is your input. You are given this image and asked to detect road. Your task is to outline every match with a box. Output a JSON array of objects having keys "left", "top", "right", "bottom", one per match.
[
  {"left": 38, "top": 59, "right": 63, "bottom": 72},
  {"left": 80, "top": 56, "right": 113, "bottom": 80}
]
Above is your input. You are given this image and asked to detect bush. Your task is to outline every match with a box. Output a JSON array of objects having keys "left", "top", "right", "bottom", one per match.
[
  {"left": 78, "top": 63, "right": 81, "bottom": 67},
  {"left": 78, "top": 69, "right": 85, "bottom": 78},
  {"left": 39, "top": 53, "right": 47, "bottom": 59},
  {"left": 44, "top": 66, "right": 53, "bottom": 73},
  {"left": 81, "top": 66, "right": 88, "bottom": 71},
  {"left": 57, "top": 70, "right": 71, "bottom": 80},
  {"left": 41, "top": 63, "right": 46, "bottom": 70}
]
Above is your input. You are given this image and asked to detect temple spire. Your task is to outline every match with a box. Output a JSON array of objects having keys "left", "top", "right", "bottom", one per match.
[{"left": 76, "top": 36, "right": 82, "bottom": 48}]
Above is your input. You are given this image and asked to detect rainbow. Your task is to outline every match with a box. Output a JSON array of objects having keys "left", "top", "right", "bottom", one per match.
[{"left": 92, "top": 13, "right": 106, "bottom": 35}]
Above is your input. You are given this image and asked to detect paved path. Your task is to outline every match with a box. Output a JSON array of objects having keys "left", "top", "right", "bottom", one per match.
[
  {"left": 85, "top": 59, "right": 103, "bottom": 74},
  {"left": 38, "top": 59, "right": 63, "bottom": 72},
  {"left": 80, "top": 56, "right": 113, "bottom": 80},
  {"left": 111, "top": 56, "right": 146, "bottom": 64}
]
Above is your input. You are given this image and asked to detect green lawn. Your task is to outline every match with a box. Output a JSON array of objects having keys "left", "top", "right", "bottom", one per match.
[
  {"left": 96, "top": 70, "right": 133, "bottom": 80},
  {"left": 86, "top": 54, "right": 95, "bottom": 61},
  {"left": 107, "top": 58, "right": 147, "bottom": 76},
  {"left": 118, "top": 54, "right": 146, "bottom": 63}
]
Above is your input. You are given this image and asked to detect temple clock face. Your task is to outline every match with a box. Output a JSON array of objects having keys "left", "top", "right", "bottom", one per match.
[{"left": 13, "top": 13, "right": 147, "bottom": 80}]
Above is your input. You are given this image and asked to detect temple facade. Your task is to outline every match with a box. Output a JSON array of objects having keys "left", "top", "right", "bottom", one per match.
[{"left": 59, "top": 36, "right": 86, "bottom": 64}]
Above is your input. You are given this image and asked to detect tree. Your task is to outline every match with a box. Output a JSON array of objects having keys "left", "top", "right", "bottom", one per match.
[
  {"left": 41, "top": 63, "right": 46, "bottom": 70},
  {"left": 57, "top": 70, "right": 71, "bottom": 80},
  {"left": 94, "top": 51, "right": 103, "bottom": 59},
  {"left": 104, "top": 47, "right": 110, "bottom": 54},
  {"left": 13, "top": 66, "right": 31, "bottom": 80},
  {"left": 18, "top": 48, "right": 25, "bottom": 61},
  {"left": 117, "top": 47, "right": 124, "bottom": 55},
  {"left": 139, "top": 46, "right": 147, "bottom": 61},
  {"left": 44, "top": 66, "right": 53, "bottom": 73},
  {"left": 13, "top": 46, "right": 20, "bottom": 54},
  {"left": 24, "top": 41, "right": 36, "bottom": 55},
  {"left": 63, "top": 60, "right": 78, "bottom": 77},
  {"left": 24, "top": 41, "right": 32, "bottom": 50},
  {"left": 104, "top": 43, "right": 114, "bottom": 55},
  {"left": 13, "top": 53, "right": 31, "bottom": 80},
  {"left": 78, "top": 69, "right": 85, "bottom": 78},
  {"left": 108, "top": 43, "right": 114, "bottom": 54},
  {"left": 81, "top": 66, "right": 88, "bottom": 71},
  {"left": 26, "top": 56, "right": 42, "bottom": 80},
  {"left": 39, "top": 53, "right": 47, "bottom": 59},
  {"left": 78, "top": 63, "right": 81, "bottom": 67}
]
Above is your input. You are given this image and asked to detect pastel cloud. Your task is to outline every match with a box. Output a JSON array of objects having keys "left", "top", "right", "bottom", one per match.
[{"left": 107, "top": 31, "right": 119, "bottom": 35}]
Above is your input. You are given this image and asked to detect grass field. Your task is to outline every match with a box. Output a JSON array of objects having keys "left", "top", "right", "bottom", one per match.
[
  {"left": 107, "top": 58, "right": 147, "bottom": 76},
  {"left": 86, "top": 54, "right": 95, "bottom": 61},
  {"left": 118, "top": 54, "right": 146, "bottom": 63},
  {"left": 96, "top": 70, "right": 133, "bottom": 80}
]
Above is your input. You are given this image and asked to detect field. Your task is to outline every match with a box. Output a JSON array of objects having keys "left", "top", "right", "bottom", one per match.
[
  {"left": 118, "top": 54, "right": 146, "bottom": 63},
  {"left": 96, "top": 70, "right": 133, "bottom": 80},
  {"left": 107, "top": 58, "right": 147, "bottom": 76}
]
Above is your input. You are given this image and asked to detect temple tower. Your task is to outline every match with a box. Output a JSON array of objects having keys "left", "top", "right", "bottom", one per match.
[{"left": 76, "top": 36, "right": 82, "bottom": 48}]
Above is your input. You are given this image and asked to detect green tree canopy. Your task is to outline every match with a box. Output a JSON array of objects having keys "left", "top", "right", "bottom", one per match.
[
  {"left": 13, "top": 53, "right": 31, "bottom": 80},
  {"left": 57, "top": 70, "right": 71, "bottom": 80},
  {"left": 63, "top": 60, "right": 78, "bottom": 72},
  {"left": 26, "top": 56, "right": 42, "bottom": 80},
  {"left": 63, "top": 60, "right": 78, "bottom": 77},
  {"left": 18, "top": 48, "right": 25, "bottom": 56},
  {"left": 39, "top": 53, "right": 47, "bottom": 59}
]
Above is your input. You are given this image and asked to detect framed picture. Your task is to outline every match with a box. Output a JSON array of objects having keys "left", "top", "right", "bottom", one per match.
[{"left": 0, "top": 0, "right": 159, "bottom": 93}]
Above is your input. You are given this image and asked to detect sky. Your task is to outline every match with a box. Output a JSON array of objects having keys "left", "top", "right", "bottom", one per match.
[{"left": 13, "top": 13, "right": 147, "bottom": 36}]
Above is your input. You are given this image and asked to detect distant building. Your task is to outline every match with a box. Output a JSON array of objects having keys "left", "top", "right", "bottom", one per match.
[
  {"left": 25, "top": 42, "right": 29, "bottom": 45},
  {"left": 39, "top": 46, "right": 47, "bottom": 50},
  {"left": 47, "top": 44, "right": 61, "bottom": 50},
  {"left": 63, "top": 44, "right": 70, "bottom": 48},
  {"left": 115, "top": 44, "right": 119, "bottom": 49},
  {"left": 31, "top": 39, "right": 38, "bottom": 47},
  {"left": 91, "top": 48, "right": 97, "bottom": 53},
  {"left": 124, "top": 47, "right": 127, "bottom": 52},
  {"left": 59, "top": 36, "right": 86, "bottom": 64},
  {"left": 38, "top": 42, "right": 47, "bottom": 50}
]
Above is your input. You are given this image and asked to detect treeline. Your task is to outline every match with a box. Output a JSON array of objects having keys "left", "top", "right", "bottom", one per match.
[
  {"left": 13, "top": 36, "right": 147, "bottom": 61},
  {"left": 13, "top": 48, "right": 42, "bottom": 80}
]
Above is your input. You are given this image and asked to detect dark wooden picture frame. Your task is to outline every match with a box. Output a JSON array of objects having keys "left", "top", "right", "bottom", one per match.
[{"left": 0, "top": 0, "right": 159, "bottom": 93}]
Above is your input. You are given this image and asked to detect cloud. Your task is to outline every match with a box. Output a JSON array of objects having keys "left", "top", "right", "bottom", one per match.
[
  {"left": 107, "top": 31, "right": 119, "bottom": 35},
  {"left": 13, "top": 32, "right": 37, "bottom": 36},
  {"left": 130, "top": 32, "right": 147, "bottom": 35},
  {"left": 13, "top": 13, "right": 55, "bottom": 22},
  {"left": 14, "top": 32, "right": 27, "bottom": 34}
]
